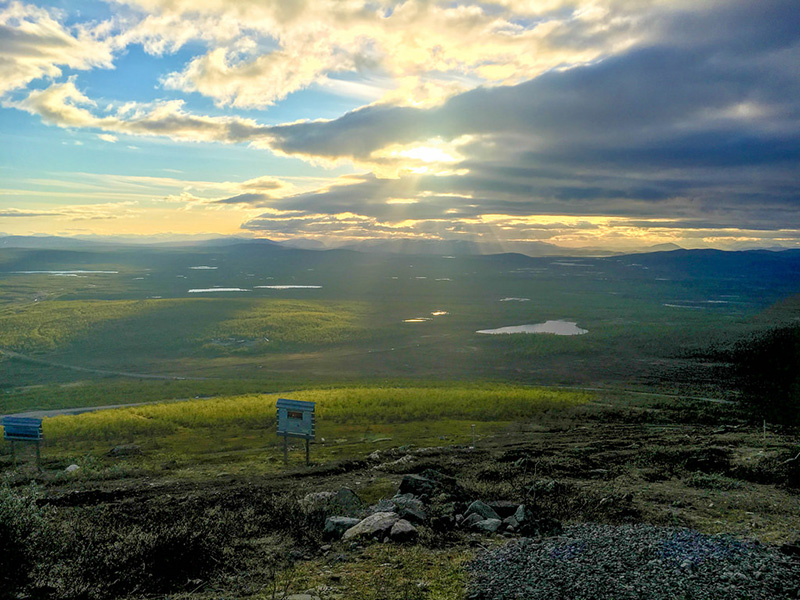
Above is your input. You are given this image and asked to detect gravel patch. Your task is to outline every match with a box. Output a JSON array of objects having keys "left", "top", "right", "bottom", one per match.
[{"left": 467, "top": 524, "right": 800, "bottom": 599}]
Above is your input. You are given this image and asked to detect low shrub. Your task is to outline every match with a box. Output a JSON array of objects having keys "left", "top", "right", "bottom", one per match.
[
  {"left": 732, "top": 447, "right": 800, "bottom": 489},
  {"left": 0, "top": 484, "right": 48, "bottom": 599},
  {"left": 730, "top": 325, "right": 800, "bottom": 427},
  {"left": 45, "top": 506, "right": 239, "bottom": 599}
]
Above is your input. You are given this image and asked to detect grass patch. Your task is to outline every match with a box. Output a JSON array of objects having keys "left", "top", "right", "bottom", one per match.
[
  {"left": 684, "top": 472, "right": 745, "bottom": 490},
  {"left": 38, "top": 386, "right": 589, "bottom": 475},
  {"left": 0, "top": 300, "right": 152, "bottom": 352},
  {"left": 204, "top": 300, "right": 369, "bottom": 348},
  {"left": 292, "top": 545, "right": 471, "bottom": 600}
]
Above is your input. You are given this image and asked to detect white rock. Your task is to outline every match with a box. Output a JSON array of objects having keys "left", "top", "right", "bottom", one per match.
[{"left": 342, "top": 512, "right": 399, "bottom": 541}]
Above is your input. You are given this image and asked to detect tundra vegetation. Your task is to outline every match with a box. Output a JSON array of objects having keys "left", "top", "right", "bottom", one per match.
[{"left": 1, "top": 245, "right": 800, "bottom": 599}]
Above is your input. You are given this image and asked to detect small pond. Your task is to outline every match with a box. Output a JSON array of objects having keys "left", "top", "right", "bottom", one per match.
[{"left": 477, "top": 320, "right": 588, "bottom": 336}]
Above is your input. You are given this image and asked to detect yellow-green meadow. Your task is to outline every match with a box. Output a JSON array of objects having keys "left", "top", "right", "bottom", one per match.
[{"left": 41, "top": 385, "right": 589, "bottom": 474}]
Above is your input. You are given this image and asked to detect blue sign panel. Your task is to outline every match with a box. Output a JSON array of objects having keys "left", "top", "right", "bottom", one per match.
[
  {"left": 2, "top": 417, "right": 43, "bottom": 442},
  {"left": 276, "top": 398, "right": 315, "bottom": 440}
]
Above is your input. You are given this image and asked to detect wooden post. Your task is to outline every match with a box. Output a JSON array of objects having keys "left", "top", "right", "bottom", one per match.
[
  {"left": 11, "top": 440, "right": 16, "bottom": 468},
  {"left": 305, "top": 437, "right": 310, "bottom": 467},
  {"left": 35, "top": 440, "right": 41, "bottom": 472},
  {"left": 283, "top": 433, "right": 289, "bottom": 466}
]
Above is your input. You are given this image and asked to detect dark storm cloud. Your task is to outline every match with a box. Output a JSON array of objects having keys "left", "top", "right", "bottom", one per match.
[{"left": 255, "top": 0, "right": 800, "bottom": 233}]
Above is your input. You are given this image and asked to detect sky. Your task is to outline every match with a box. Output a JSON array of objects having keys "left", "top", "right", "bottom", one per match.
[{"left": 1, "top": 0, "right": 798, "bottom": 251}]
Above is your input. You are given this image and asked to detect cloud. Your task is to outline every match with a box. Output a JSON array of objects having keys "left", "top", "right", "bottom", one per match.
[
  {"left": 5, "top": 0, "right": 799, "bottom": 249},
  {"left": 0, "top": 202, "right": 137, "bottom": 221},
  {"left": 0, "top": 1, "right": 115, "bottom": 94},
  {"left": 98, "top": 133, "right": 118, "bottom": 142},
  {"left": 0, "top": 208, "right": 62, "bottom": 217},
  {"left": 248, "top": 0, "right": 800, "bottom": 234},
  {"left": 111, "top": 0, "right": 686, "bottom": 108},
  {"left": 9, "top": 79, "right": 273, "bottom": 143}
]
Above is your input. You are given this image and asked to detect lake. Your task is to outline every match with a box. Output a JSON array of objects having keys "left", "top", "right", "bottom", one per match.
[{"left": 477, "top": 320, "right": 588, "bottom": 335}]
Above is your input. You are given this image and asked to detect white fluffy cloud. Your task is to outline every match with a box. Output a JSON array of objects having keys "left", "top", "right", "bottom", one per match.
[
  {"left": 111, "top": 0, "right": 688, "bottom": 108},
  {"left": 10, "top": 79, "right": 272, "bottom": 143},
  {"left": 0, "top": 1, "right": 115, "bottom": 94}
]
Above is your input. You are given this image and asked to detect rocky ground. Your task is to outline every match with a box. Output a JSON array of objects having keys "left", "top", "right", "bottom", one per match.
[
  {"left": 6, "top": 418, "right": 800, "bottom": 599},
  {"left": 468, "top": 524, "right": 799, "bottom": 599}
]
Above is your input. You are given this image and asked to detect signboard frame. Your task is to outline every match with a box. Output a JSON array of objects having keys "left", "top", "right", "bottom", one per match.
[
  {"left": 2, "top": 416, "right": 43, "bottom": 469},
  {"left": 275, "top": 398, "right": 315, "bottom": 465}
]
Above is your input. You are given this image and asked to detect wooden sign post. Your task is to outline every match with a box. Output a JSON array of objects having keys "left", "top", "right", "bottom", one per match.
[
  {"left": 2, "top": 417, "right": 44, "bottom": 471},
  {"left": 276, "top": 399, "right": 315, "bottom": 466}
]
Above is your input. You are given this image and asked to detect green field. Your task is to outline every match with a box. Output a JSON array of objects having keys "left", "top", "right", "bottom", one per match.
[
  {"left": 1, "top": 244, "right": 799, "bottom": 412},
  {"left": 25, "top": 385, "right": 588, "bottom": 476}
]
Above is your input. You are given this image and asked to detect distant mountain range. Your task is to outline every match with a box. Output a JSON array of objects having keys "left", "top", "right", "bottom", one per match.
[{"left": 1, "top": 234, "right": 794, "bottom": 258}]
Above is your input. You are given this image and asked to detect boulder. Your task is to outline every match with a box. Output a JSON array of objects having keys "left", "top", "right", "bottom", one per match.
[
  {"left": 464, "top": 500, "right": 501, "bottom": 522},
  {"left": 390, "top": 519, "right": 419, "bottom": 543},
  {"left": 399, "top": 506, "right": 427, "bottom": 525},
  {"left": 399, "top": 474, "right": 438, "bottom": 498},
  {"left": 330, "top": 488, "right": 365, "bottom": 516},
  {"left": 418, "top": 469, "right": 467, "bottom": 500},
  {"left": 64, "top": 464, "right": 80, "bottom": 473},
  {"left": 512, "top": 504, "right": 532, "bottom": 527},
  {"left": 342, "top": 512, "right": 399, "bottom": 541},
  {"left": 461, "top": 513, "right": 484, "bottom": 529},
  {"left": 398, "top": 469, "right": 467, "bottom": 501},
  {"left": 474, "top": 518, "right": 503, "bottom": 534},
  {"left": 323, "top": 517, "right": 361, "bottom": 541},
  {"left": 503, "top": 515, "right": 518, "bottom": 529}
]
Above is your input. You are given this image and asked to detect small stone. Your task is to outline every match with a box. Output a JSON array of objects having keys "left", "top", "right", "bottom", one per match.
[{"left": 64, "top": 464, "right": 80, "bottom": 473}]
